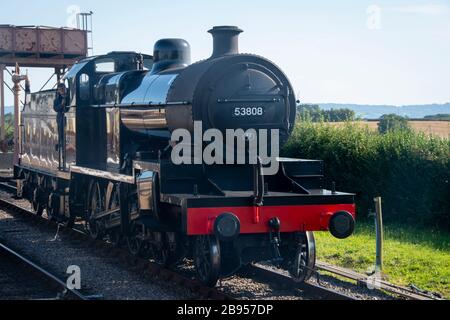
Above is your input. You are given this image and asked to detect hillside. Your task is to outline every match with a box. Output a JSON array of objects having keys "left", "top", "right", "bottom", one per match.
[{"left": 318, "top": 103, "right": 450, "bottom": 120}]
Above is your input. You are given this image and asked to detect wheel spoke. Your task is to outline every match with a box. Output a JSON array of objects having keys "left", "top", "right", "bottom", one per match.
[
  {"left": 194, "top": 236, "right": 220, "bottom": 286},
  {"left": 288, "top": 233, "right": 316, "bottom": 282}
]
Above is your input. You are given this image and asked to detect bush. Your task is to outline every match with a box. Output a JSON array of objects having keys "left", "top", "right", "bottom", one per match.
[
  {"left": 283, "top": 122, "right": 450, "bottom": 230},
  {"left": 378, "top": 114, "right": 411, "bottom": 134},
  {"left": 297, "top": 104, "right": 356, "bottom": 122}
]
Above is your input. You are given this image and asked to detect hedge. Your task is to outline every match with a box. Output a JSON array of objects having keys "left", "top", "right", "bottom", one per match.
[{"left": 282, "top": 122, "right": 450, "bottom": 230}]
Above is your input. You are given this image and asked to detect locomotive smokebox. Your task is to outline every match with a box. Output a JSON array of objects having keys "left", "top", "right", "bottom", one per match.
[{"left": 209, "top": 26, "right": 243, "bottom": 58}]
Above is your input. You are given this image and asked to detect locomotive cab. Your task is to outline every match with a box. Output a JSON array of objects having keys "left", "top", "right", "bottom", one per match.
[{"left": 61, "top": 52, "right": 154, "bottom": 170}]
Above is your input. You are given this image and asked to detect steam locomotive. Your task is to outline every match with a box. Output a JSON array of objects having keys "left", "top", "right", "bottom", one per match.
[{"left": 15, "top": 26, "right": 356, "bottom": 286}]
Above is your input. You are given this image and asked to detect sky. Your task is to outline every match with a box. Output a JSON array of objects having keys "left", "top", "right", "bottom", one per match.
[{"left": 0, "top": 0, "right": 449, "bottom": 106}]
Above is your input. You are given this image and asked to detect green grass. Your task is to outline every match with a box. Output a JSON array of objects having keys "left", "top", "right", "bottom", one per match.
[{"left": 314, "top": 221, "right": 450, "bottom": 299}]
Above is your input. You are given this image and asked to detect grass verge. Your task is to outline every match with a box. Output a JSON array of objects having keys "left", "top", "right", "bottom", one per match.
[{"left": 314, "top": 221, "right": 450, "bottom": 299}]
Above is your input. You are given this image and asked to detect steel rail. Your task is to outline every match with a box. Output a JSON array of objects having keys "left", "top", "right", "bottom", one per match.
[
  {"left": 0, "top": 181, "right": 16, "bottom": 192},
  {"left": 316, "top": 261, "right": 442, "bottom": 300},
  {"left": 0, "top": 242, "right": 89, "bottom": 300},
  {"left": 248, "top": 264, "right": 357, "bottom": 300}
]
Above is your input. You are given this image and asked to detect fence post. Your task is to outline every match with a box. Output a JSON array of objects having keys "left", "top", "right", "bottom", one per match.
[{"left": 374, "top": 197, "right": 384, "bottom": 272}]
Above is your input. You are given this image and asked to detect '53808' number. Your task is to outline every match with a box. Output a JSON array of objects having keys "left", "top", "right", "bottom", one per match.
[{"left": 233, "top": 107, "right": 264, "bottom": 117}]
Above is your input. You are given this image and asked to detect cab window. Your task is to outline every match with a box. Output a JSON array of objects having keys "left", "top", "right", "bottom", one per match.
[{"left": 95, "top": 59, "right": 116, "bottom": 73}]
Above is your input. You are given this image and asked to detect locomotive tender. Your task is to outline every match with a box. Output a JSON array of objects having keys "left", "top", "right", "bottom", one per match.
[{"left": 15, "top": 26, "right": 356, "bottom": 286}]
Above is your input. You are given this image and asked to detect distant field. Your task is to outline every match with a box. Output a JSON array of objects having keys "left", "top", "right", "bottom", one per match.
[{"left": 328, "top": 121, "right": 449, "bottom": 138}]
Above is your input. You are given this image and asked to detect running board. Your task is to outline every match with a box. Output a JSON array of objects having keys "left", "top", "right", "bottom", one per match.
[{"left": 71, "top": 166, "right": 135, "bottom": 184}]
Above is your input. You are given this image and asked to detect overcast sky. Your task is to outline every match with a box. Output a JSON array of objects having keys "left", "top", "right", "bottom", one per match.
[{"left": 1, "top": 0, "right": 449, "bottom": 106}]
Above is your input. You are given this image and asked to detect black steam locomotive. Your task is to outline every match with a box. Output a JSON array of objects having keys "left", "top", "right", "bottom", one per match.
[{"left": 15, "top": 26, "right": 355, "bottom": 286}]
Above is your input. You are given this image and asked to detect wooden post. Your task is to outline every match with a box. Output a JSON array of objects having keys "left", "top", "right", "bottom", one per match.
[
  {"left": 0, "top": 64, "right": 5, "bottom": 142},
  {"left": 374, "top": 197, "right": 384, "bottom": 272}
]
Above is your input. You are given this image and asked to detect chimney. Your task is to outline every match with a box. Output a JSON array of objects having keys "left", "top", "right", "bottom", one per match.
[{"left": 208, "top": 26, "right": 243, "bottom": 58}]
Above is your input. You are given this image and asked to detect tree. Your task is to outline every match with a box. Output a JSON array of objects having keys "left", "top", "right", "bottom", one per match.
[
  {"left": 0, "top": 113, "right": 14, "bottom": 152},
  {"left": 297, "top": 104, "right": 320, "bottom": 121},
  {"left": 378, "top": 114, "right": 411, "bottom": 134},
  {"left": 323, "top": 108, "right": 356, "bottom": 122},
  {"left": 297, "top": 104, "right": 356, "bottom": 122},
  {"left": 424, "top": 114, "right": 450, "bottom": 121}
]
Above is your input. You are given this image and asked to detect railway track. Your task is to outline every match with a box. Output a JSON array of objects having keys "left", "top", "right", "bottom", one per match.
[
  {"left": 0, "top": 193, "right": 231, "bottom": 300},
  {"left": 246, "top": 264, "right": 356, "bottom": 300},
  {"left": 0, "top": 242, "right": 88, "bottom": 300},
  {"left": 0, "top": 181, "right": 365, "bottom": 300},
  {"left": 315, "top": 261, "right": 442, "bottom": 300}
]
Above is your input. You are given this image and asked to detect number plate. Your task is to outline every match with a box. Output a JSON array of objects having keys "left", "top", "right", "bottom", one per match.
[{"left": 232, "top": 107, "right": 265, "bottom": 117}]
